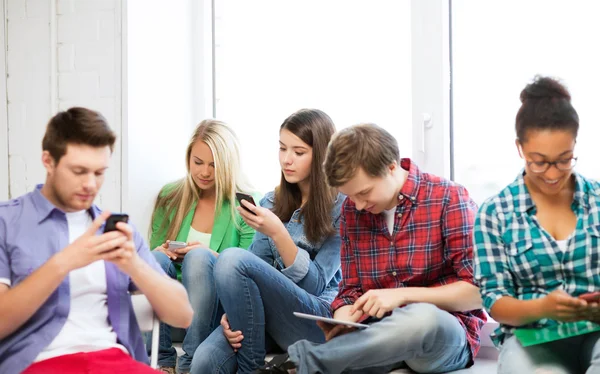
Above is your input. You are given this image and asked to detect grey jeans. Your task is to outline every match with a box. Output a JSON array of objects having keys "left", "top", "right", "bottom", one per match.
[
  {"left": 288, "top": 303, "right": 472, "bottom": 374},
  {"left": 498, "top": 332, "right": 600, "bottom": 374}
]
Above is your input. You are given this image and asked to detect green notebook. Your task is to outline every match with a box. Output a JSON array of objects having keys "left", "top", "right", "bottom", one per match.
[{"left": 514, "top": 321, "right": 600, "bottom": 347}]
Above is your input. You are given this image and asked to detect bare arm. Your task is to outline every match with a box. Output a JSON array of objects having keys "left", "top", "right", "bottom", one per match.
[
  {"left": 490, "top": 296, "right": 546, "bottom": 326},
  {"left": 351, "top": 281, "right": 482, "bottom": 319},
  {"left": 126, "top": 258, "right": 192, "bottom": 328},
  {"left": 333, "top": 305, "right": 359, "bottom": 321},
  {"left": 0, "top": 257, "right": 68, "bottom": 339},
  {"left": 271, "top": 229, "right": 298, "bottom": 267},
  {"left": 490, "top": 291, "right": 587, "bottom": 327},
  {"left": 111, "top": 222, "right": 192, "bottom": 328},
  {"left": 402, "top": 281, "right": 482, "bottom": 312},
  {"left": 237, "top": 201, "right": 297, "bottom": 267},
  {"left": 0, "top": 212, "right": 127, "bottom": 339}
]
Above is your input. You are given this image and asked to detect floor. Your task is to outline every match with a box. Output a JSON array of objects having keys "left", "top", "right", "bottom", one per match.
[
  {"left": 388, "top": 359, "right": 497, "bottom": 374},
  {"left": 173, "top": 344, "right": 498, "bottom": 373}
]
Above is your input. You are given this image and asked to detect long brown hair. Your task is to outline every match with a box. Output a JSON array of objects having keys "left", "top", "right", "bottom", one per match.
[
  {"left": 273, "top": 109, "right": 337, "bottom": 244},
  {"left": 151, "top": 119, "right": 252, "bottom": 242}
]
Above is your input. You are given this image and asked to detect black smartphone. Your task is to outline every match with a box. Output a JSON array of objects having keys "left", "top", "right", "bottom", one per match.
[
  {"left": 235, "top": 193, "right": 257, "bottom": 215},
  {"left": 103, "top": 213, "right": 129, "bottom": 233}
]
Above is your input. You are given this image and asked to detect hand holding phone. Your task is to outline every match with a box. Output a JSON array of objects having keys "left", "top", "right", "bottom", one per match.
[
  {"left": 579, "top": 292, "right": 600, "bottom": 303},
  {"left": 103, "top": 214, "right": 129, "bottom": 233},
  {"left": 236, "top": 193, "right": 257, "bottom": 215}
]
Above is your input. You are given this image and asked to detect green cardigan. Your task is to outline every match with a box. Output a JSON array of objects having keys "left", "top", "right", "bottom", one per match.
[{"left": 150, "top": 184, "right": 259, "bottom": 279}]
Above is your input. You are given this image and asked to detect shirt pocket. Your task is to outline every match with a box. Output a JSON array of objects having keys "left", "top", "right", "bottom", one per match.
[
  {"left": 506, "top": 238, "right": 541, "bottom": 286},
  {"left": 587, "top": 225, "right": 600, "bottom": 245},
  {"left": 10, "top": 247, "right": 36, "bottom": 281},
  {"left": 585, "top": 225, "right": 600, "bottom": 280}
]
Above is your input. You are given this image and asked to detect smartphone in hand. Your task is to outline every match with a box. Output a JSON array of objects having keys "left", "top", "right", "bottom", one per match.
[
  {"left": 103, "top": 214, "right": 129, "bottom": 233},
  {"left": 168, "top": 241, "right": 187, "bottom": 251},
  {"left": 579, "top": 292, "right": 600, "bottom": 303},
  {"left": 236, "top": 193, "right": 257, "bottom": 215}
]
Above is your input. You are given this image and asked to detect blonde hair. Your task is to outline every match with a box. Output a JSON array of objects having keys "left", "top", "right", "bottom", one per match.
[{"left": 151, "top": 119, "right": 253, "bottom": 242}]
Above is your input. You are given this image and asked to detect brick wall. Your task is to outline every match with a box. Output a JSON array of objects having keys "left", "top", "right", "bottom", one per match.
[{"left": 4, "top": 0, "right": 122, "bottom": 211}]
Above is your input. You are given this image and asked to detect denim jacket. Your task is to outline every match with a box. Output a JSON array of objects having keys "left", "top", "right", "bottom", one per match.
[{"left": 248, "top": 191, "right": 345, "bottom": 304}]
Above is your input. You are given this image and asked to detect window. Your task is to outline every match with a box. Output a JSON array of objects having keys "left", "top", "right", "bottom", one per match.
[
  {"left": 452, "top": 0, "right": 600, "bottom": 204},
  {"left": 214, "top": 0, "right": 412, "bottom": 193}
]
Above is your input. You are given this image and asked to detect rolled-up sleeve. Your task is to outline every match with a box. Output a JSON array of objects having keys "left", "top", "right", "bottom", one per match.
[
  {"left": 287, "top": 224, "right": 342, "bottom": 295},
  {"left": 129, "top": 224, "right": 166, "bottom": 292},
  {"left": 473, "top": 202, "right": 514, "bottom": 313},
  {"left": 280, "top": 248, "right": 311, "bottom": 282}
]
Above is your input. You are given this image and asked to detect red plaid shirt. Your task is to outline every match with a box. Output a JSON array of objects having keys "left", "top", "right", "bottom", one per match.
[{"left": 332, "top": 159, "right": 486, "bottom": 361}]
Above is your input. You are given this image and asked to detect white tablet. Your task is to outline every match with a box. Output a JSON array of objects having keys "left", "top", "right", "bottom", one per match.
[{"left": 293, "top": 312, "right": 370, "bottom": 329}]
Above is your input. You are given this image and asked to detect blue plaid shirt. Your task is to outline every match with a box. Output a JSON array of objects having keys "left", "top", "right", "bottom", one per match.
[{"left": 474, "top": 171, "right": 600, "bottom": 346}]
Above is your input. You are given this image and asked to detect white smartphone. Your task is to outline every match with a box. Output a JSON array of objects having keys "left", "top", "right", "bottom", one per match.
[
  {"left": 293, "top": 312, "right": 369, "bottom": 329},
  {"left": 168, "top": 241, "right": 187, "bottom": 251}
]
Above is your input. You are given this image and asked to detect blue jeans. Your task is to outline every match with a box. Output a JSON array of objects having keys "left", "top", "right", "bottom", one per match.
[
  {"left": 498, "top": 332, "right": 600, "bottom": 374},
  {"left": 190, "top": 248, "right": 332, "bottom": 374},
  {"left": 288, "top": 303, "right": 471, "bottom": 374},
  {"left": 150, "top": 249, "right": 222, "bottom": 373}
]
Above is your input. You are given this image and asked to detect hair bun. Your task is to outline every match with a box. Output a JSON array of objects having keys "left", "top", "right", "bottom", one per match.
[{"left": 520, "top": 75, "right": 571, "bottom": 103}]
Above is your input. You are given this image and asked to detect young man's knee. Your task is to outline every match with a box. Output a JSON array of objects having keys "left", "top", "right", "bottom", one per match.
[{"left": 397, "top": 303, "right": 444, "bottom": 330}]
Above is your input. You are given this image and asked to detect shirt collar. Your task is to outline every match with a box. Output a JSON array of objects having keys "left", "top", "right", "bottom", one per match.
[
  {"left": 513, "top": 170, "right": 590, "bottom": 213},
  {"left": 397, "top": 158, "right": 421, "bottom": 204},
  {"left": 31, "top": 184, "right": 100, "bottom": 223},
  {"left": 31, "top": 184, "right": 59, "bottom": 223}
]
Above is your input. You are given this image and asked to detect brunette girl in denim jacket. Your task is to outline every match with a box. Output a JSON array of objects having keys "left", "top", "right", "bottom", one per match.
[{"left": 191, "top": 109, "right": 344, "bottom": 374}]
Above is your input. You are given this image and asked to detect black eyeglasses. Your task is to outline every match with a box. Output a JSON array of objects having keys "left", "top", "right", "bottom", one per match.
[{"left": 526, "top": 157, "right": 578, "bottom": 173}]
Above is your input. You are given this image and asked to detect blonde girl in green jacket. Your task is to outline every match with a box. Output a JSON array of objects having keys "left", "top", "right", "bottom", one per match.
[{"left": 148, "top": 119, "right": 258, "bottom": 374}]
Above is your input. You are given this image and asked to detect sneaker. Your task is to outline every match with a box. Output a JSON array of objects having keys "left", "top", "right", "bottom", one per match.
[
  {"left": 253, "top": 353, "right": 296, "bottom": 373},
  {"left": 157, "top": 367, "right": 176, "bottom": 374}
]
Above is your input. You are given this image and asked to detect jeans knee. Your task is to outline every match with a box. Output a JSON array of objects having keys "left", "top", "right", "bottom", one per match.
[
  {"left": 152, "top": 250, "right": 172, "bottom": 272},
  {"left": 397, "top": 303, "right": 444, "bottom": 334},
  {"left": 214, "top": 248, "right": 250, "bottom": 278},
  {"left": 190, "top": 350, "right": 210, "bottom": 374},
  {"left": 182, "top": 248, "right": 217, "bottom": 279}
]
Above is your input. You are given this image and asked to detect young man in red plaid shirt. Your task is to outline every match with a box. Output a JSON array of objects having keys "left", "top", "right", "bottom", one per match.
[{"left": 259, "top": 124, "right": 486, "bottom": 374}]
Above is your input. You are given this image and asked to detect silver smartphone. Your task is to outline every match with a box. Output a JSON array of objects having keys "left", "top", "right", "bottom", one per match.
[{"left": 167, "top": 241, "right": 187, "bottom": 251}]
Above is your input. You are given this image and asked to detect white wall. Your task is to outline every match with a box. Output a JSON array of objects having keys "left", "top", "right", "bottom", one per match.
[
  {"left": 125, "top": 0, "right": 213, "bottom": 239},
  {"left": 411, "top": 0, "right": 451, "bottom": 179},
  {"left": 0, "top": 0, "right": 214, "bottom": 241},
  {"left": 0, "top": 1, "right": 8, "bottom": 201},
  {"left": 3, "top": 0, "right": 122, "bottom": 211}
]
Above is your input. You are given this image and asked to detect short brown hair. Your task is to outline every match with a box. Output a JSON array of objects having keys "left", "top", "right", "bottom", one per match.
[
  {"left": 42, "top": 107, "right": 116, "bottom": 164},
  {"left": 324, "top": 123, "right": 399, "bottom": 187}
]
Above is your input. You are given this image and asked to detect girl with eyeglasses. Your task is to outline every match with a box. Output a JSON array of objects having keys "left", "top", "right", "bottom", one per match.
[{"left": 474, "top": 76, "right": 600, "bottom": 373}]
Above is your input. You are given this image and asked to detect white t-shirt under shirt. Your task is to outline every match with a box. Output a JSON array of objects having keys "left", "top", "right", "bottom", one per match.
[
  {"left": 556, "top": 239, "right": 568, "bottom": 253},
  {"left": 187, "top": 226, "right": 212, "bottom": 246},
  {"left": 35, "top": 210, "right": 127, "bottom": 362},
  {"left": 382, "top": 207, "right": 396, "bottom": 235}
]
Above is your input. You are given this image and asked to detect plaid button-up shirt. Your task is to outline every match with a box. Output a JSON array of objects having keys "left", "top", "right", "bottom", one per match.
[
  {"left": 474, "top": 171, "right": 600, "bottom": 346},
  {"left": 332, "top": 159, "right": 486, "bottom": 363}
]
